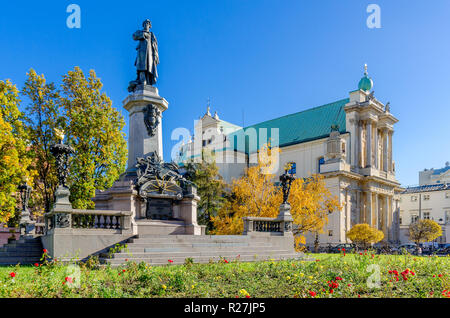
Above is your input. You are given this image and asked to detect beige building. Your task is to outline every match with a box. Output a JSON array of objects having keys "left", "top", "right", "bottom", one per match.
[
  {"left": 178, "top": 66, "right": 403, "bottom": 246},
  {"left": 399, "top": 163, "right": 450, "bottom": 244}
]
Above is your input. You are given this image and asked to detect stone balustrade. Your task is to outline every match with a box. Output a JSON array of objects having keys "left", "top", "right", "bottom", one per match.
[
  {"left": 243, "top": 217, "right": 282, "bottom": 234},
  {"left": 35, "top": 223, "right": 45, "bottom": 235},
  {"left": 243, "top": 203, "right": 294, "bottom": 236},
  {"left": 44, "top": 209, "right": 132, "bottom": 234}
]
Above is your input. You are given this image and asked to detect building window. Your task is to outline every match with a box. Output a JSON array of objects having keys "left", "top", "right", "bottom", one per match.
[
  {"left": 446, "top": 211, "right": 450, "bottom": 224},
  {"left": 202, "top": 140, "right": 206, "bottom": 147},
  {"left": 318, "top": 157, "right": 325, "bottom": 173},
  {"left": 423, "top": 194, "right": 430, "bottom": 201},
  {"left": 399, "top": 211, "right": 403, "bottom": 225},
  {"left": 287, "top": 162, "right": 296, "bottom": 174},
  {"left": 411, "top": 214, "right": 419, "bottom": 223},
  {"left": 328, "top": 230, "right": 333, "bottom": 237},
  {"left": 445, "top": 192, "right": 450, "bottom": 199},
  {"left": 423, "top": 212, "right": 430, "bottom": 220},
  {"left": 411, "top": 196, "right": 417, "bottom": 202}
]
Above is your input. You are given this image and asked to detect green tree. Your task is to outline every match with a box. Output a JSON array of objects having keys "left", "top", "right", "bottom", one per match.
[
  {"left": 60, "top": 67, "right": 127, "bottom": 209},
  {"left": 0, "top": 80, "right": 33, "bottom": 223},
  {"left": 184, "top": 152, "right": 225, "bottom": 233},
  {"left": 21, "top": 69, "right": 60, "bottom": 213},
  {"left": 409, "top": 219, "right": 442, "bottom": 245}
]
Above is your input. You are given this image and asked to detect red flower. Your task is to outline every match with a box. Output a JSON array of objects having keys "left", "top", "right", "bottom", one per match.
[
  {"left": 168, "top": 259, "right": 173, "bottom": 263},
  {"left": 245, "top": 295, "right": 251, "bottom": 298},
  {"left": 309, "top": 291, "right": 316, "bottom": 297},
  {"left": 343, "top": 253, "right": 346, "bottom": 256},
  {"left": 122, "top": 269, "right": 126, "bottom": 272},
  {"left": 224, "top": 259, "right": 229, "bottom": 264},
  {"left": 9, "top": 272, "right": 15, "bottom": 278},
  {"left": 335, "top": 276, "right": 343, "bottom": 281},
  {"left": 43, "top": 249, "right": 48, "bottom": 254},
  {"left": 342, "top": 248, "right": 346, "bottom": 252},
  {"left": 347, "top": 284, "right": 352, "bottom": 287},
  {"left": 125, "top": 259, "right": 128, "bottom": 262},
  {"left": 359, "top": 252, "right": 363, "bottom": 255},
  {"left": 438, "top": 274, "right": 443, "bottom": 277},
  {"left": 433, "top": 275, "right": 436, "bottom": 278},
  {"left": 411, "top": 271, "right": 415, "bottom": 276},
  {"left": 329, "top": 289, "right": 334, "bottom": 294},
  {"left": 358, "top": 294, "right": 361, "bottom": 298},
  {"left": 34, "top": 263, "right": 39, "bottom": 267},
  {"left": 65, "top": 277, "right": 73, "bottom": 283},
  {"left": 430, "top": 291, "right": 434, "bottom": 296}
]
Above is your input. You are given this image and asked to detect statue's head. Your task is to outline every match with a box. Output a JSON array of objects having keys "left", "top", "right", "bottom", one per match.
[{"left": 142, "top": 19, "right": 152, "bottom": 31}]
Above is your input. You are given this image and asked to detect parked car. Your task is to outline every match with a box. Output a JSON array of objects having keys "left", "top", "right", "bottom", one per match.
[
  {"left": 372, "top": 243, "right": 395, "bottom": 254},
  {"left": 392, "top": 243, "right": 417, "bottom": 254},
  {"left": 433, "top": 245, "right": 450, "bottom": 255},
  {"left": 330, "top": 243, "right": 356, "bottom": 253}
]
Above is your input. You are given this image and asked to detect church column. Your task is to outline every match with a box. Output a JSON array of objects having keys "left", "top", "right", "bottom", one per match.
[
  {"left": 356, "top": 190, "right": 361, "bottom": 224},
  {"left": 382, "top": 129, "right": 388, "bottom": 172},
  {"left": 384, "top": 196, "right": 390, "bottom": 241},
  {"left": 365, "top": 191, "right": 372, "bottom": 224},
  {"left": 374, "top": 127, "right": 379, "bottom": 169},
  {"left": 388, "top": 131, "right": 393, "bottom": 172},
  {"left": 373, "top": 193, "right": 379, "bottom": 229},
  {"left": 358, "top": 121, "right": 364, "bottom": 168},
  {"left": 366, "top": 120, "right": 372, "bottom": 168}
]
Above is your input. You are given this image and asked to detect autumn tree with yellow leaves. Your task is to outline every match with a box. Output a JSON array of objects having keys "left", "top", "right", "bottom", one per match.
[
  {"left": 346, "top": 223, "right": 384, "bottom": 250},
  {"left": 212, "top": 145, "right": 341, "bottom": 246},
  {"left": 409, "top": 219, "right": 442, "bottom": 245},
  {"left": 0, "top": 80, "right": 34, "bottom": 223}
]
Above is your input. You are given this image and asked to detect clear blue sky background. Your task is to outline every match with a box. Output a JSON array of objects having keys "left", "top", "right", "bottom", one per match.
[{"left": 1, "top": 0, "right": 449, "bottom": 187}]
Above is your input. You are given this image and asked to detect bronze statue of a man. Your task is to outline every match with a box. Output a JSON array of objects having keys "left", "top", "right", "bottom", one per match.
[{"left": 130, "top": 19, "right": 159, "bottom": 90}]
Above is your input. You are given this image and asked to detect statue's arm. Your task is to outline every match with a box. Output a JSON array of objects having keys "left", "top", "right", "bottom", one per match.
[{"left": 133, "top": 30, "right": 144, "bottom": 40}]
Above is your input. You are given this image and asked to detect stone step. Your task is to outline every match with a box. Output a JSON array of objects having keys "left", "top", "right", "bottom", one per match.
[
  {"left": 103, "top": 253, "right": 302, "bottom": 266},
  {"left": 110, "top": 249, "right": 293, "bottom": 259},
  {"left": 0, "top": 257, "right": 42, "bottom": 264},
  {"left": 128, "top": 238, "right": 281, "bottom": 245},
  {"left": 122, "top": 245, "right": 273, "bottom": 253},
  {"left": 0, "top": 248, "right": 43, "bottom": 254},
  {"left": 0, "top": 251, "right": 42, "bottom": 257},
  {"left": 3, "top": 243, "right": 43, "bottom": 249},
  {"left": 120, "top": 241, "right": 269, "bottom": 249}
]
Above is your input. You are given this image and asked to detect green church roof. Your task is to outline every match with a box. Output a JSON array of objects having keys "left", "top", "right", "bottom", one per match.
[{"left": 226, "top": 98, "right": 349, "bottom": 154}]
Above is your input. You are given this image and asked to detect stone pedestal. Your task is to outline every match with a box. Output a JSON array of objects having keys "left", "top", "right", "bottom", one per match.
[
  {"left": 276, "top": 203, "right": 294, "bottom": 237},
  {"left": 122, "top": 85, "right": 168, "bottom": 173}
]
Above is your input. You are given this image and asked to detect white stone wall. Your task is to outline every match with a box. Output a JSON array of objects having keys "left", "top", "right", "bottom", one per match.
[{"left": 399, "top": 189, "right": 450, "bottom": 243}]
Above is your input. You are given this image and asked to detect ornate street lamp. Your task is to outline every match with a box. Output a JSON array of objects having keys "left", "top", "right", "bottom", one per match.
[{"left": 18, "top": 181, "right": 35, "bottom": 236}]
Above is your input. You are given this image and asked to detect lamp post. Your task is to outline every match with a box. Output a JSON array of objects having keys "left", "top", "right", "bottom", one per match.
[
  {"left": 18, "top": 182, "right": 35, "bottom": 236},
  {"left": 48, "top": 128, "right": 74, "bottom": 228}
]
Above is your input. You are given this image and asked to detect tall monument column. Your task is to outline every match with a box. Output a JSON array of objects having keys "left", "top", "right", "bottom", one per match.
[{"left": 123, "top": 86, "right": 168, "bottom": 172}]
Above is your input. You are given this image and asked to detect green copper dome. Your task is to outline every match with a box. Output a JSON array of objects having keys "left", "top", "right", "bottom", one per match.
[{"left": 358, "top": 64, "right": 373, "bottom": 91}]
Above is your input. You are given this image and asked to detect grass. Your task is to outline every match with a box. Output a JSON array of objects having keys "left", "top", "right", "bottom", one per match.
[{"left": 0, "top": 252, "right": 449, "bottom": 298}]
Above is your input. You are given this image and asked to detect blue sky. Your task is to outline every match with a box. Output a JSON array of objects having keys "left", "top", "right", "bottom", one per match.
[{"left": 1, "top": 0, "right": 449, "bottom": 187}]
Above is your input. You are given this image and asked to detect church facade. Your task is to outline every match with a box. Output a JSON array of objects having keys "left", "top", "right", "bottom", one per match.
[{"left": 178, "top": 67, "right": 403, "bottom": 247}]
